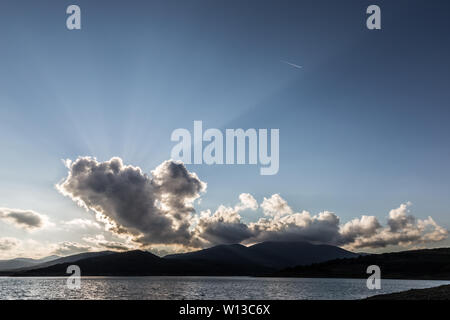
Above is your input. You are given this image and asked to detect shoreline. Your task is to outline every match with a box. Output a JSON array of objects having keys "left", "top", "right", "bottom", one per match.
[
  {"left": 366, "top": 284, "right": 450, "bottom": 300},
  {"left": 3, "top": 273, "right": 450, "bottom": 281}
]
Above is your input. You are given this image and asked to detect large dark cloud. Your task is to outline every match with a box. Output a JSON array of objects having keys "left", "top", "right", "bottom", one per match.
[
  {"left": 0, "top": 208, "right": 48, "bottom": 230},
  {"left": 57, "top": 157, "right": 205, "bottom": 246}
]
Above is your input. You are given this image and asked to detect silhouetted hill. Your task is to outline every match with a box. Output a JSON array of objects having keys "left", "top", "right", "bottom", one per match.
[
  {"left": 272, "top": 248, "right": 450, "bottom": 280},
  {"left": 166, "top": 243, "right": 252, "bottom": 262},
  {"left": 15, "top": 241, "right": 358, "bottom": 276},
  {"left": 166, "top": 241, "right": 358, "bottom": 269},
  {"left": 165, "top": 243, "right": 270, "bottom": 271},
  {"left": 16, "top": 250, "right": 162, "bottom": 276},
  {"left": 15, "top": 250, "right": 272, "bottom": 276},
  {"left": 247, "top": 241, "right": 358, "bottom": 268}
]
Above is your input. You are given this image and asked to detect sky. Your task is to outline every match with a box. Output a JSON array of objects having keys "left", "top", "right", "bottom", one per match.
[{"left": 0, "top": 0, "right": 450, "bottom": 259}]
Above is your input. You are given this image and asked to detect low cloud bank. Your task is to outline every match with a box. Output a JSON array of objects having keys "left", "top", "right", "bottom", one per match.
[
  {"left": 56, "top": 157, "right": 448, "bottom": 251},
  {"left": 0, "top": 237, "right": 20, "bottom": 251}
]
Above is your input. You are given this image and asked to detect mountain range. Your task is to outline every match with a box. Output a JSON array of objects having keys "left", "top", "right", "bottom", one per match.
[
  {"left": 3, "top": 241, "right": 358, "bottom": 276},
  {"left": 4, "top": 242, "right": 449, "bottom": 279}
]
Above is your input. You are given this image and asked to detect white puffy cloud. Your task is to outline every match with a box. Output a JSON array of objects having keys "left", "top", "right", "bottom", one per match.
[
  {"left": 235, "top": 193, "right": 259, "bottom": 211},
  {"left": 387, "top": 202, "right": 414, "bottom": 231},
  {"left": 252, "top": 199, "right": 448, "bottom": 250},
  {"left": 248, "top": 210, "right": 341, "bottom": 244},
  {"left": 418, "top": 217, "right": 448, "bottom": 242},
  {"left": 194, "top": 206, "right": 252, "bottom": 246},
  {"left": 340, "top": 215, "right": 381, "bottom": 244},
  {"left": 194, "top": 196, "right": 447, "bottom": 250},
  {"left": 342, "top": 203, "right": 448, "bottom": 249},
  {"left": 192, "top": 193, "right": 259, "bottom": 246},
  {"left": 0, "top": 208, "right": 51, "bottom": 231},
  {"left": 260, "top": 194, "right": 293, "bottom": 217}
]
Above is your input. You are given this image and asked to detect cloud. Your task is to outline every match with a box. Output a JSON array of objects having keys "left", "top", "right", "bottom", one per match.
[
  {"left": 63, "top": 218, "right": 102, "bottom": 230},
  {"left": 281, "top": 60, "right": 303, "bottom": 69},
  {"left": 194, "top": 207, "right": 253, "bottom": 245},
  {"left": 0, "top": 238, "right": 93, "bottom": 260},
  {"left": 387, "top": 202, "right": 414, "bottom": 232},
  {"left": 0, "top": 208, "right": 50, "bottom": 231},
  {"left": 56, "top": 157, "right": 448, "bottom": 251},
  {"left": 192, "top": 193, "right": 259, "bottom": 246},
  {"left": 2, "top": 236, "right": 133, "bottom": 259},
  {"left": 51, "top": 242, "right": 93, "bottom": 256},
  {"left": 339, "top": 215, "right": 381, "bottom": 244},
  {"left": 0, "top": 237, "right": 20, "bottom": 251},
  {"left": 194, "top": 197, "right": 447, "bottom": 250},
  {"left": 342, "top": 203, "right": 448, "bottom": 249},
  {"left": 82, "top": 235, "right": 133, "bottom": 251},
  {"left": 57, "top": 157, "right": 206, "bottom": 246},
  {"left": 235, "top": 193, "right": 259, "bottom": 211},
  {"left": 248, "top": 210, "right": 342, "bottom": 244},
  {"left": 260, "top": 194, "right": 293, "bottom": 217},
  {"left": 249, "top": 200, "right": 448, "bottom": 250}
]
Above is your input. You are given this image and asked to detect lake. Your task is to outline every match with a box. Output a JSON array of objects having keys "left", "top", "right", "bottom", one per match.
[{"left": 1, "top": 276, "right": 449, "bottom": 300}]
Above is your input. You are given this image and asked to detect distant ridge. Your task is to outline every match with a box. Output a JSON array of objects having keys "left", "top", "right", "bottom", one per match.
[
  {"left": 0, "top": 251, "right": 115, "bottom": 272},
  {"left": 271, "top": 247, "right": 450, "bottom": 280},
  {"left": 0, "top": 255, "right": 60, "bottom": 271}
]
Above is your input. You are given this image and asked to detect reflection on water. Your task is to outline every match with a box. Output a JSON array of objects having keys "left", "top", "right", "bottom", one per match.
[{"left": 1, "top": 276, "right": 449, "bottom": 300}]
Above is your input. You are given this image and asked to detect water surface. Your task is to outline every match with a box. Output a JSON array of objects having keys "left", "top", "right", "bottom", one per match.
[{"left": 1, "top": 276, "right": 449, "bottom": 300}]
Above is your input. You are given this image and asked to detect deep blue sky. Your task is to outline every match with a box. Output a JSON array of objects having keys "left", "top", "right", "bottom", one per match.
[{"left": 1, "top": 0, "right": 450, "bottom": 254}]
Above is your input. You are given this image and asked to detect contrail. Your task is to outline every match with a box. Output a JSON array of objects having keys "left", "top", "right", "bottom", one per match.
[{"left": 281, "top": 60, "right": 303, "bottom": 69}]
